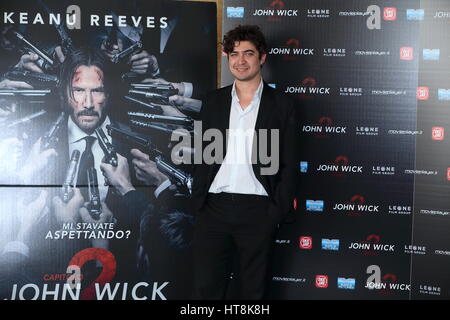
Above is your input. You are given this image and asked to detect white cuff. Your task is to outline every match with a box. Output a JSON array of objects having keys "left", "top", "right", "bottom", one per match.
[
  {"left": 181, "top": 82, "right": 193, "bottom": 98},
  {"left": 3, "top": 241, "right": 30, "bottom": 258},
  {"left": 154, "top": 179, "right": 172, "bottom": 198}
]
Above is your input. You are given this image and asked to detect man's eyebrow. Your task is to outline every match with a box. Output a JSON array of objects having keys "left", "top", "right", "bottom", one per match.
[
  {"left": 72, "top": 86, "right": 105, "bottom": 90},
  {"left": 231, "top": 49, "right": 256, "bottom": 53}
]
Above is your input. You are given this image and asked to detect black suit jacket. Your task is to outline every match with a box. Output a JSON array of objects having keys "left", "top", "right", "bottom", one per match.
[{"left": 192, "top": 82, "right": 300, "bottom": 223}]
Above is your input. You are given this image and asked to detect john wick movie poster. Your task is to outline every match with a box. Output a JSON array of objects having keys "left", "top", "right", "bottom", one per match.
[{"left": 0, "top": 0, "right": 216, "bottom": 300}]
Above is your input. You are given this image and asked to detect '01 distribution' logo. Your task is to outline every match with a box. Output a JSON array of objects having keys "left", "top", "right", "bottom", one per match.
[{"left": 315, "top": 275, "right": 328, "bottom": 288}]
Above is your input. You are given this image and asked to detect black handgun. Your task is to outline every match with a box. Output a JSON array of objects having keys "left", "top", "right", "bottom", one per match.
[
  {"left": 130, "top": 83, "right": 179, "bottom": 97},
  {"left": 104, "top": 21, "right": 118, "bottom": 52},
  {"left": 3, "top": 68, "right": 59, "bottom": 88},
  {"left": 36, "top": 0, "right": 75, "bottom": 55},
  {"left": 14, "top": 31, "right": 55, "bottom": 71},
  {"left": 0, "top": 89, "right": 51, "bottom": 97},
  {"left": 111, "top": 41, "right": 143, "bottom": 64},
  {"left": 95, "top": 127, "right": 118, "bottom": 167},
  {"left": 86, "top": 167, "right": 102, "bottom": 220},
  {"left": 128, "top": 89, "right": 169, "bottom": 105},
  {"left": 3, "top": 109, "right": 46, "bottom": 141},
  {"left": 106, "top": 124, "right": 193, "bottom": 194},
  {"left": 129, "top": 119, "right": 192, "bottom": 137},
  {"left": 124, "top": 95, "right": 163, "bottom": 113},
  {"left": 61, "top": 150, "right": 80, "bottom": 203},
  {"left": 54, "top": 21, "right": 75, "bottom": 55},
  {"left": 41, "top": 111, "right": 65, "bottom": 151},
  {"left": 7, "top": 109, "right": 46, "bottom": 128},
  {"left": 128, "top": 111, "right": 194, "bottom": 129}
]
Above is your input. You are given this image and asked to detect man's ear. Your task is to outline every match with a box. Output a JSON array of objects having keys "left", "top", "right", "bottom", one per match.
[{"left": 260, "top": 52, "right": 267, "bottom": 66}]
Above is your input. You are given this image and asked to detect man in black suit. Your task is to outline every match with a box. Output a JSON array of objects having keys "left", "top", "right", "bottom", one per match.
[{"left": 191, "top": 25, "right": 299, "bottom": 299}]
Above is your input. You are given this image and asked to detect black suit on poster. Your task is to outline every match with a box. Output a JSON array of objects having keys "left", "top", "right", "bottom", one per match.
[
  {"left": 30, "top": 116, "right": 141, "bottom": 284},
  {"left": 191, "top": 83, "right": 300, "bottom": 299}
]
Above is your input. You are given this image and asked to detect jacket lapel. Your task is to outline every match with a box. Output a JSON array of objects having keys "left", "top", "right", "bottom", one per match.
[
  {"left": 254, "top": 82, "right": 272, "bottom": 132},
  {"left": 217, "top": 86, "right": 232, "bottom": 155}
]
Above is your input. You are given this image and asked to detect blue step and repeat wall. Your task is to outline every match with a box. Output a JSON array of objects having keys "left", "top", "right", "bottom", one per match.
[{"left": 222, "top": 0, "right": 450, "bottom": 300}]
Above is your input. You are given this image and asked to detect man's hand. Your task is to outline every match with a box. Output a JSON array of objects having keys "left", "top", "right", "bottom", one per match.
[
  {"left": 52, "top": 188, "right": 84, "bottom": 225},
  {"left": 100, "top": 153, "right": 135, "bottom": 196},
  {"left": 140, "top": 77, "right": 186, "bottom": 96},
  {"left": 15, "top": 53, "right": 43, "bottom": 73},
  {"left": 0, "top": 137, "right": 23, "bottom": 171},
  {"left": 19, "top": 137, "right": 58, "bottom": 184},
  {"left": 80, "top": 202, "right": 114, "bottom": 249},
  {"left": 54, "top": 46, "right": 66, "bottom": 63},
  {"left": 169, "top": 96, "right": 202, "bottom": 113},
  {"left": 128, "top": 50, "right": 159, "bottom": 75},
  {"left": 17, "top": 190, "right": 49, "bottom": 244},
  {"left": 131, "top": 148, "right": 169, "bottom": 187},
  {"left": 154, "top": 103, "right": 188, "bottom": 118},
  {"left": 100, "top": 37, "right": 123, "bottom": 62},
  {"left": 0, "top": 79, "right": 33, "bottom": 90},
  {"left": 80, "top": 202, "right": 113, "bottom": 224}
]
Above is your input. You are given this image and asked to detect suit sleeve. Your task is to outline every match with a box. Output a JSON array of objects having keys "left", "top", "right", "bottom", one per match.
[
  {"left": 191, "top": 91, "right": 212, "bottom": 211},
  {"left": 268, "top": 98, "right": 300, "bottom": 222}
]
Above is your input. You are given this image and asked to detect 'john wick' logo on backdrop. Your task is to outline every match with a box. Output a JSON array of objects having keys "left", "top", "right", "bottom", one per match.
[
  {"left": 252, "top": 0, "right": 298, "bottom": 21},
  {"left": 284, "top": 78, "right": 331, "bottom": 99},
  {"left": 268, "top": 39, "right": 314, "bottom": 60},
  {"left": 316, "top": 155, "right": 363, "bottom": 177},
  {"left": 348, "top": 234, "right": 396, "bottom": 256},
  {"left": 332, "top": 195, "right": 379, "bottom": 217},
  {"left": 302, "top": 117, "right": 347, "bottom": 139},
  {"left": 366, "top": 265, "right": 410, "bottom": 295}
]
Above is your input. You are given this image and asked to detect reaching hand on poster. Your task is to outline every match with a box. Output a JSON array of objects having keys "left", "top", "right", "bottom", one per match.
[
  {"left": 140, "top": 77, "right": 191, "bottom": 97},
  {"left": 16, "top": 190, "right": 49, "bottom": 245},
  {"left": 101, "top": 37, "right": 123, "bottom": 61},
  {"left": 154, "top": 103, "right": 188, "bottom": 118},
  {"left": 53, "top": 46, "right": 66, "bottom": 64},
  {"left": 169, "top": 95, "right": 202, "bottom": 113},
  {"left": 131, "top": 148, "right": 170, "bottom": 188},
  {"left": 100, "top": 153, "right": 135, "bottom": 196},
  {"left": 128, "top": 50, "right": 159, "bottom": 75},
  {"left": 0, "top": 137, "right": 23, "bottom": 179},
  {"left": 79, "top": 202, "right": 114, "bottom": 249},
  {"left": 18, "top": 138, "right": 58, "bottom": 184},
  {"left": 52, "top": 188, "right": 84, "bottom": 225},
  {"left": 14, "top": 53, "right": 44, "bottom": 73},
  {"left": 0, "top": 78, "right": 33, "bottom": 90}
]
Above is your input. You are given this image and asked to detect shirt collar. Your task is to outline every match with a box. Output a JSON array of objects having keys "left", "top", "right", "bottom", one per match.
[
  {"left": 231, "top": 78, "right": 264, "bottom": 104},
  {"left": 68, "top": 115, "right": 111, "bottom": 144}
]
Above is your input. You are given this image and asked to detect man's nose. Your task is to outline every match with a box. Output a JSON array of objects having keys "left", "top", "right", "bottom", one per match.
[
  {"left": 83, "top": 91, "right": 94, "bottom": 108},
  {"left": 238, "top": 53, "right": 246, "bottom": 64}
]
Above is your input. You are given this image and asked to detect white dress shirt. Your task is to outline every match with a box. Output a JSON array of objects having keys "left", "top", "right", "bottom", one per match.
[
  {"left": 208, "top": 80, "right": 268, "bottom": 196},
  {"left": 68, "top": 116, "right": 111, "bottom": 201}
]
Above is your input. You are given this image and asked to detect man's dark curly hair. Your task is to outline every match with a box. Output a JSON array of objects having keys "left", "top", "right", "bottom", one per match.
[{"left": 222, "top": 25, "right": 268, "bottom": 58}]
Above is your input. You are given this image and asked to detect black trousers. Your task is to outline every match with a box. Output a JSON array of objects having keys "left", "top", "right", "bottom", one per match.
[{"left": 192, "top": 192, "right": 278, "bottom": 300}]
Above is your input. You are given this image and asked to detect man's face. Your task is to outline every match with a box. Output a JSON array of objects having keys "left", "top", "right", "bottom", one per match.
[
  {"left": 228, "top": 40, "right": 266, "bottom": 82},
  {"left": 68, "top": 65, "right": 107, "bottom": 133}
]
